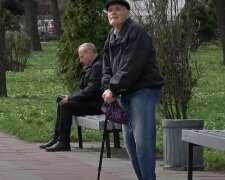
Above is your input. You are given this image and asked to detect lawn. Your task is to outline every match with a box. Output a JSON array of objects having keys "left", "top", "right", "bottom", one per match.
[
  {"left": 188, "top": 44, "right": 225, "bottom": 171},
  {"left": 0, "top": 41, "right": 224, "bottom": 171}
]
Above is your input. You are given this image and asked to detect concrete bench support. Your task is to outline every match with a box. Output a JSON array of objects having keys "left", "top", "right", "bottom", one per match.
[
  {"left": 182, "top": 130, "right": 225, "bottom": 180},
  {"left": 73, "top": 115, "right": 122, "bottom": 158}
]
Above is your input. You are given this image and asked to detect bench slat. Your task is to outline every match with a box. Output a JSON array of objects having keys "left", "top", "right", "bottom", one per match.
[
  {"left": 193, "top": 130, "right": 225, "bottom": 137},
  {"left": 182, "top": 130, "right": 225, "bottom": 150},
  {"left": 73, "top": 115, "right": 122, "bottom": 130}
]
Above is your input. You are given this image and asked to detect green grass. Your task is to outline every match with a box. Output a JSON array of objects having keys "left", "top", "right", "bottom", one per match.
[
  {"left": 0, "top": 41, "right": 224, "bottom": 171},
  {"left": 188, "top": 43, "right": 225, "bottom": 171},
  {"left": 0, "top": 41, "right": 103, "bottom": 143},
  {"left": 0, "top": 42, "right": 65, "bottom": 142},
  {"left": 188, "top": 44, "right": 225, "bottom": 129}
]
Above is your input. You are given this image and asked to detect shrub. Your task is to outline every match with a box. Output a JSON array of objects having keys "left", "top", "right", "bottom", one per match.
[
  {"left": 5, "top": 31, "right": 31, "bottom": 72},
  {"left": 131, "top": 0, "right": 202, "bottom": 119},
  {"left": 58, "top": 0, "right": 109, "bottom": 92},
  {"left": 180, "top": 0, "right": 217, "bottom": 46}
]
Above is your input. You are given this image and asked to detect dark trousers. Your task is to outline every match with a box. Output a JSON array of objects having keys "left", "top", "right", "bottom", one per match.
[{"left": 54, "top": 100, "right": 102, "bottom": 143}]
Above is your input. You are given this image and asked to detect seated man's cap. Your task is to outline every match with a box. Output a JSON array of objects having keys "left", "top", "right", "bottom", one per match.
[{"left": 105, "top": 0, "right": 130, "bottom": 11}]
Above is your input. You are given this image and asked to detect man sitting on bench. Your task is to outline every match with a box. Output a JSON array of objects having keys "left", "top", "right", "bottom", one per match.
[{"left": 39, "top": 43, "right": 103, "bottom": 152}]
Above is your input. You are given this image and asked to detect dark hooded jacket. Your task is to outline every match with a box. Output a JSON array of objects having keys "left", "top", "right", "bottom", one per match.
[{"left": 102, "top": 18, "right": 164, "bottom": 97}]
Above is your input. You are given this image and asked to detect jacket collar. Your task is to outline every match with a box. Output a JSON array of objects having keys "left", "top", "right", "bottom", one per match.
[
  {"left": 109, "top": 18, "right": 133, "bottom": 43},
  {"left": 118, "top": 18, "right": 132, "bottom": 38},
  {"left": 83, "top": 55, "right": 101, "bottom": 70}
]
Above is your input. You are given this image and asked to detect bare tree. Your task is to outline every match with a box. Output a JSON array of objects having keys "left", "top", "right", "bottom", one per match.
[
  {"left": 130, "top": 0, "right": 201, "bottom": 119},
  {"left": 51, "top": 0, "right": 62, "bottom": 39},
  {"left": 212, "top": 0, "right": 225, "bottom": 65},
  {"left": 0, "top": 0, "right": 7, "bottom": 97},
  {"left": 23, "top": 0, "right": 42, "bottom": 51}
]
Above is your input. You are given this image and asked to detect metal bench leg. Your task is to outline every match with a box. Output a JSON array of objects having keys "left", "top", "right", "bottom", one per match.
[
  {"left": 77, "top": 126, "right": 83, "bottom": 149},
  {"left": 113, "top": 131, "right": 120, "bottom": 148},
  {"left": 105, "top": 131, "right": 111, "bottom": 158},
  {"left": 188, "top": 143, "right": 194, "bottom": 180}
]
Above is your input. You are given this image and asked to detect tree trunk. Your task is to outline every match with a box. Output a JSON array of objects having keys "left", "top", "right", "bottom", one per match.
[
  {"left": 0, "top": 0, "right": 7, "bottom": 97},
  {"left": 51, "top": 0, "right": 62, "bottom": 39},
  {"left": 24, "top": 0, "right": 42, "bottom": 51},
  {"left": 0, "top": 70, "right": 7, "bottom": 97},
  {"left": 212, "top": 0, "right": 225, "bottom": 65}
]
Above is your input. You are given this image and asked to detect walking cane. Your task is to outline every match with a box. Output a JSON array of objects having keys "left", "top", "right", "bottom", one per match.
[{"left": 97, "top": 116, "right": 108, "bottom": 180}]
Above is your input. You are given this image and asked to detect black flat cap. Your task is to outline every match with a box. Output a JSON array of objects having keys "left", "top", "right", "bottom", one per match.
[{"left": 105, "top": 0, "right": 130, "bottom": 11}]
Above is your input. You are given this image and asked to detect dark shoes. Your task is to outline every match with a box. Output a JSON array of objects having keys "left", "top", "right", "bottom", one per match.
[
  {"left": 39, "top": 138, "right": 58, "bottom": 149},
  {"left": 45, "top": 141, "right": 71, "bottom": 152},
  {"left": 39, "top": 137, "right": 71, "bottom": 152}
]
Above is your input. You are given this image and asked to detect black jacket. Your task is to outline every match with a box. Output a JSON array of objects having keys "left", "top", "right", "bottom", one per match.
[
  {"left": 68, "top": 55, "right": 103, "bottom": 104},
  {"left": 102, "top": 18, "right": 164, "bottom": 96}
]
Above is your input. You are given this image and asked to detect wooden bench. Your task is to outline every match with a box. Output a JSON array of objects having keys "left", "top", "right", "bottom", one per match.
[
  {"left": 73, "top": 114, "right": 122, "bottom": 158},
  {"left": 182, "top": 130, "right": 225, "bottom": 180}
]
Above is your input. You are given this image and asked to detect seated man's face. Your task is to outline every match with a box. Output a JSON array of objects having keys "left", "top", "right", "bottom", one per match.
[{"left": 78, "top": 48, "right": 91, "bottom": 65}]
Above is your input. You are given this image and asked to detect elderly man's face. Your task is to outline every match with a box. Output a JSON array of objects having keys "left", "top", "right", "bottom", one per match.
[
  {"left": 78, "top": 48, "right": 91, "bottom": 65},
  {"left": 107, "top": 4, "right": 130, "bottom": 31}
]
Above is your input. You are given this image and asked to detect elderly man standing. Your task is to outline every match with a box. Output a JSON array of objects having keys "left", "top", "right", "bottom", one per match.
[
  {"left": 40, "top": 43, "right": 103, "bottom": 152},
  {"left": 102, "top": 1, "right": 164, "bottom": 179}
]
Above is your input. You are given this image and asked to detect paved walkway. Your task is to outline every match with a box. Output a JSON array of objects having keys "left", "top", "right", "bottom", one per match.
[{"left": 0, "top": 132, "right": 224, "bottom": 180}]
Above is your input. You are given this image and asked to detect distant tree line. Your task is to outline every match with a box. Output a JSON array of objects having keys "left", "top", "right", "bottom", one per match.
[{"left": 0, "top": 0, "right": 63, "bottom": 97}]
